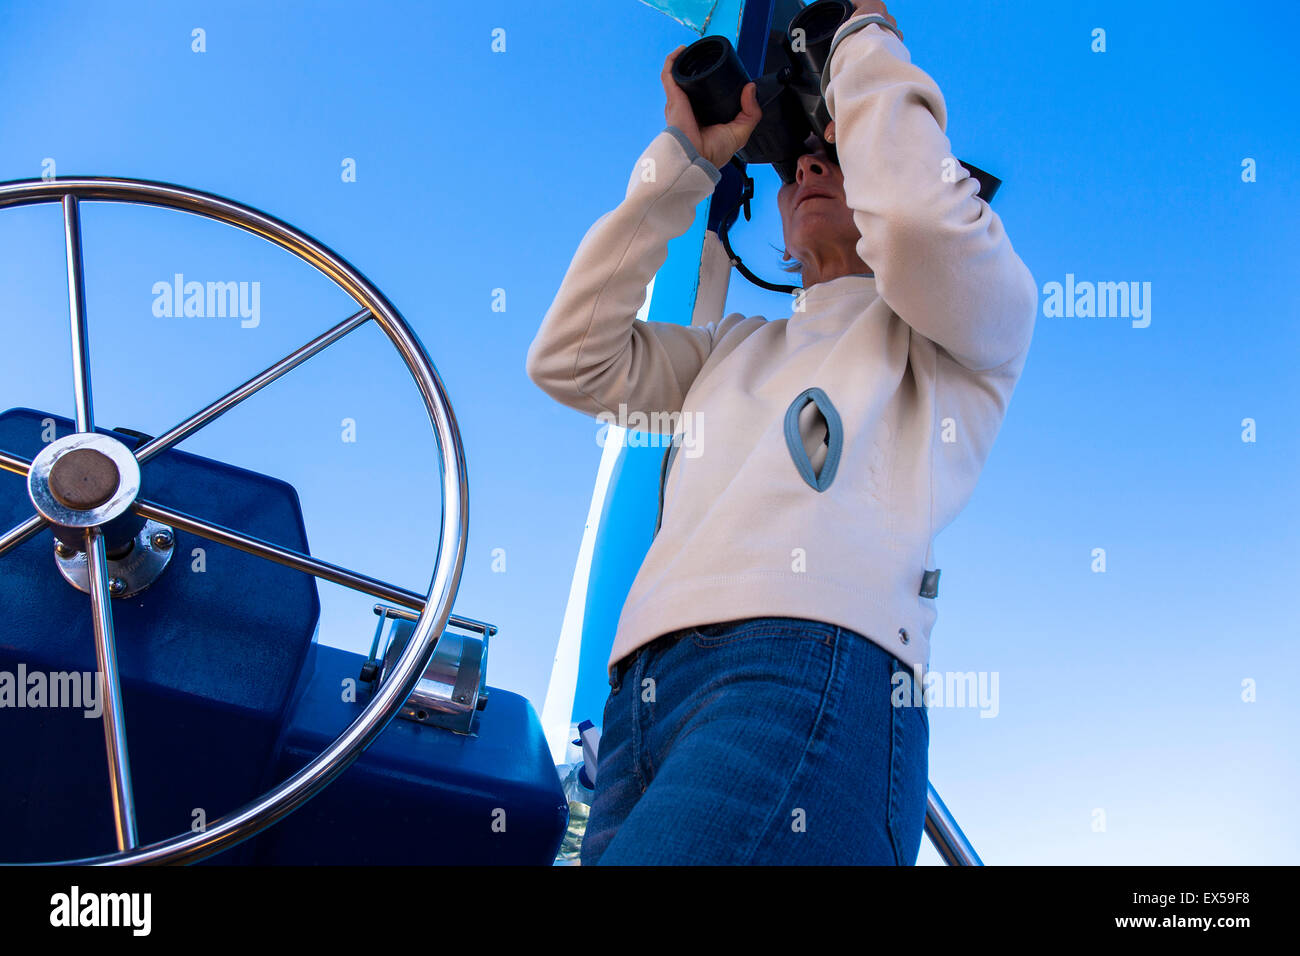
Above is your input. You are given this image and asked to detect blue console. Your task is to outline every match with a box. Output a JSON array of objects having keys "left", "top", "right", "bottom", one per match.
[{"left": 0, "top": 407, "right": 566, "bottom": 864}]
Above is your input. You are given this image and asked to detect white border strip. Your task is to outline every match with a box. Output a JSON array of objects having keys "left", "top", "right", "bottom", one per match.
[{"left": 540, "top": 277, "right": 656, "bottom": 762}]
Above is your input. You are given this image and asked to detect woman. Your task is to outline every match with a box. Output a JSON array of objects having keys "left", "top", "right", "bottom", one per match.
[{"left": 526, "top": 1, "right": 1037, "bottom": 865}]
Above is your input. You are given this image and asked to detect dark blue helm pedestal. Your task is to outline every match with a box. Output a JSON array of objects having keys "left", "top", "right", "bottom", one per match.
[{"left": 0, "top": 407, "right": 566, "bottom": 864}]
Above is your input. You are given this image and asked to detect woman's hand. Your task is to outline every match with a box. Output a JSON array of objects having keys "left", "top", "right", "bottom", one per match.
[
  {"left": 848, "top": 0, "right": 900, "bottom": 38},
  {"left": 662, "top": 46, "right": 762, "bottom": 170}
]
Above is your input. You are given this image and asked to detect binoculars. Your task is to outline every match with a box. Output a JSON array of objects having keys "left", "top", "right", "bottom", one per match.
[{"left": 671, "top": 0, "right": 1000, "bottom": 201}]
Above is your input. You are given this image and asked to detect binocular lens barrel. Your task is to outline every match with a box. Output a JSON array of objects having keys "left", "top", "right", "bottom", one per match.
[
  {"left": 669, "top": 2, "right": 1002, "bottom": 202},
  {"left": 787, "top": 0, "right": 854, "bottom": 78},
  {"left": 671, "top": 35, "right": 751, "bottom": 129}
]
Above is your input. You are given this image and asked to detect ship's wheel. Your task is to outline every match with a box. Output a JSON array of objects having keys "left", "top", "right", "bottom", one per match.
[{"left": 0, "top": 176, "right": 468, "bottom": 865}]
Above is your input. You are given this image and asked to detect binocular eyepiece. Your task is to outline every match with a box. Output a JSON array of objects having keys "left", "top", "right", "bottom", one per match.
[{"left": 670, "top": 0, "right": 1000, "bottom": 201}]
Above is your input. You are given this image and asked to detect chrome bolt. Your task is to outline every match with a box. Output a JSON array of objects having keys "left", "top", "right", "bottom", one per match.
[
  {"left": 54, "top": 540, "right": 77, "bottom": 559},
  {"left": 108, "top": 577, "right": 126, "bottom": 596},
  {"left": 151, "top": 530, "right": 173, "bottom": 551},
  {"left": 898, "top": 627, "right": 910, "bottom": 645}
]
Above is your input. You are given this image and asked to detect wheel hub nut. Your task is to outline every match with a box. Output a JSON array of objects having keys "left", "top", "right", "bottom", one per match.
[{"left": 47, "top": 448, "right": 120, "bottom": 510}]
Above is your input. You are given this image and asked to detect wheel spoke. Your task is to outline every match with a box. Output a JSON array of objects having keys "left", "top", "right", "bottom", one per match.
[
  {"left": 135, "top": 308, "right": 372, "bottom": 465},
  {"left": 62, "top": 195, "right": 95, "bottom": 433},
  {"left": 85, "top": 526, "right": 139, "bottom": 851},
  {"left": 0, "top": 512, "right": 49, "bottom": 558},
  {"left": 0, "top": 448, "right": 30, "bottom": 477},
  {"left": 133, "top": 497, "right": 427, "bottom": 614},
  {"left": 131, "top": 498, "right": 484, "bottom": 634},
  {"left": 0, "top": 448, "right": 47, "bottom": 558}
]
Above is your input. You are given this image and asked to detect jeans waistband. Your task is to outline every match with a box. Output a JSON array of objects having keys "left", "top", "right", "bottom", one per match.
[{"left": 610, "top": 626, "right": 693, "bottom": 690}]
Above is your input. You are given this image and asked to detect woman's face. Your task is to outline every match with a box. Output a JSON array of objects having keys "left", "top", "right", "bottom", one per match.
[{"left": 776, "top": 136, "right": 863, "bottom": 269}]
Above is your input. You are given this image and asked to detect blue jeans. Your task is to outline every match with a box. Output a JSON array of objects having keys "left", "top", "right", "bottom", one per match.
[{"left": 580, "top": 616, "right": 929, "bottom": 865}]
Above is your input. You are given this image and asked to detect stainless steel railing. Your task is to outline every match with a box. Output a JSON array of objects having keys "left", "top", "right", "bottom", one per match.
[{"left": 926, "top": 783, "right": 983, "bottom": 866}]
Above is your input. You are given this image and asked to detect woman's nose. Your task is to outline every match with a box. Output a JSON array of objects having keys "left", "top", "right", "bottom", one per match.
[{"left": 796, "top": 153, "right": 826, "bottom": 182}]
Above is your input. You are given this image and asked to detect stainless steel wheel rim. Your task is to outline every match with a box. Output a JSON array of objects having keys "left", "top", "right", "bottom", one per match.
[{"left": 0, "top": 176, "right": 469, "bottom": 865}]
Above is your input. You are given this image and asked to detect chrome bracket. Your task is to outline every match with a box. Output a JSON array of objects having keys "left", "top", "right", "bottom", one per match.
[
  {"left": 54, "top": 519, "right": 175, "bottom": 599},
  {"left": 364, "top": 604, "right": 493, "bottom": 735}
]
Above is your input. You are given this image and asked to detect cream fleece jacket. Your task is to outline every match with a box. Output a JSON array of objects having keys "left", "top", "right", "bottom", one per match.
[{"left": 526, "top": 20, "right": 1037, "bottom": 678}]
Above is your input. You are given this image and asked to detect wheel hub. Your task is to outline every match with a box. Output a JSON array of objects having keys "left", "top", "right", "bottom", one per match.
[
  {"left": 28, "top": 432, "right": 140, "bottom": 530},
  {"left": 26, "top": 432, "right": 172, "bottom": 595}
]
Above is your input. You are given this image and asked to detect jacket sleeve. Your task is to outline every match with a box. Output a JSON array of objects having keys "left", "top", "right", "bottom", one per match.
[
  {"left": 526, "top": 126, "right": 731, "bottom": 423},
  {"left": 822, "top": 20, "right": 1038, "bottom": 373}
]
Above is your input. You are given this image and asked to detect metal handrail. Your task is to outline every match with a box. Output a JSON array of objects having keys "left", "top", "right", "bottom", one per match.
[{"left": 925, "top": 783, "right": 983, "bottom": 866}]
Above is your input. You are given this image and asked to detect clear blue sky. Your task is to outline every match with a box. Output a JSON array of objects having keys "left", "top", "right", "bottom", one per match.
[{"left": 1, "top": 0, "right": 1295, "bottom": 864}]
